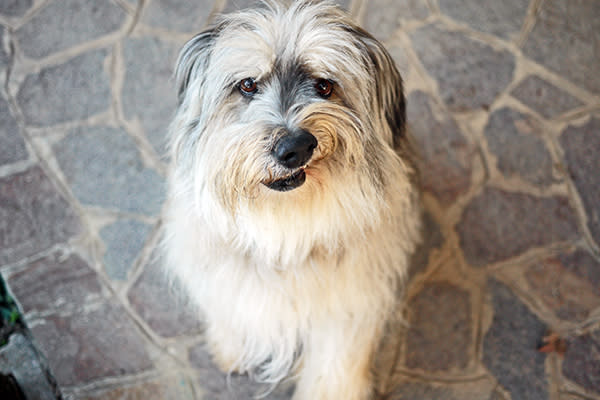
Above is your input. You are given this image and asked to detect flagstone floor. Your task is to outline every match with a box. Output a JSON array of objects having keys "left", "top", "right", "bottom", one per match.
[{"left": 0, "top": 0, "right": 598, "bottom": 399}]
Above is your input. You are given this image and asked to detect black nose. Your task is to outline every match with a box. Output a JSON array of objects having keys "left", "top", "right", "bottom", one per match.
[{"left": 272, "top": 130, "right": 318, "bottom": 169}]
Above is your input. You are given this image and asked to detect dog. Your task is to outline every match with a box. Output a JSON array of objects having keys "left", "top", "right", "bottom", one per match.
[{"left": 163, "top": 1, "right": 421, "bottom": 398}]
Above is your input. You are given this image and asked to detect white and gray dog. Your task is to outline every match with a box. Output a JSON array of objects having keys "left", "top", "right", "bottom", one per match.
[{"left": 163, "top": 1, "right": 421, "bottom": 398}]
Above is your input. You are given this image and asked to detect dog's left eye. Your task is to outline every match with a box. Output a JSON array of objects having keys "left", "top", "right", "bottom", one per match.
[
  {"left": 239, "top": 78, "right": 258, "bottom": 96},
  {"left": 315, "top": 79, "right": 334, "bottom": 98}
]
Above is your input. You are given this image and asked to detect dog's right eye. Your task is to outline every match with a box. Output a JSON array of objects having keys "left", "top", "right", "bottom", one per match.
[
  {"left": 315, "top": 79, "right": 334, "bottom": 98},
  {"left": 239, "top": 78, "right": 258, "bottom": 96}
]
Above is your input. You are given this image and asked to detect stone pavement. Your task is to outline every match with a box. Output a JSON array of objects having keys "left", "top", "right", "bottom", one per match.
[{"left": 0, "top": 0, "right": 598, "bottom": 399}]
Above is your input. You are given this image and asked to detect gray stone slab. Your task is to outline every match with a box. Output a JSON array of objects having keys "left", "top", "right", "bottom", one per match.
[
  {"left": 0, "top": 333, "right": 57, "bottom": 400},
  {"left": 7, "top": 251, "right": 104, "bottom": 314},
  {"left": 561, "top": 394, "right": 590, "bottom": 400},
  {"left": 483, "top": 279, "right": 548, "bottom": 400},
  {"left": 100, "top": 219, "right": 152, "bottom": 281},
  {"left": 122, "top": 36, "right": 179, "bottom": 155},
  {"left": 0, "top": 0, "right": 32, "bottom": 17},
  {"left": 188, "top": 342, "right": 294, "bottom": 399},
  {"left": 484, "top": 107, "right": 556, "bottom": 186},
  {"left": 388, "top": 380, "right": 495, "bottom": 400},
  {"left": 407, "top": 90, "right": 474, "bottom": 205},
  {"left": 438, "top": 0, "right": 528, "bottom": 39},
  {"left": 0, "top": 166, "right": 81, "bottom": 265},
  {"left": 17, "top": 49, "right": 111, "bottom": 126},
  {"left": 0, "top": 94, "right": 28, "bottom": 166},
  {"left": 562, "top": 329, "right": 600, "bottom": 394},
  {"left": 559, "top": 117, "right": 600, "bottom": 246},
  {"left": 387, "top": 43, "right": 410, "bottom": 77},
  {"left": 53, "top": 125, "right": 165, "bottom": 215},
  {"left": 524, "top": 248, "right": 600, "bottom": 322},
  {"left": 79, "top": 375, "right": 195, "bottom": 400},
  {"left": 127, "top": 250, "right": 202, "bottom": 338},
  {"left": 489, "top": 388, "right": 508, "bottom": 400},
  {"left": 141, "top": 0, "right": 214, "bottom": 32},
  {"left": 409, "top": 210, "right": 443, "bottom": 277},
  {"left": 457, "top": 188, "right": 579, "bottom": 267},
  {"left": 122, "top": 0, "right": 138, "bottom": 8},
  {"left": 410, "top": 23, "right": 515, "bottom": 112},
  {"left": 364, "top": 0, "right": 429, "bottom": 41},
  {"left": 0, "top": 27, "right": 8, "bottom": 69},
  {"left": 15, "top": 0, "right": 126, "bottom": 60},
  {"left": 405, "top": 282, "right": 471, "bottom": 371},
  {"left": 511, "top": 75, "right": 584, "bottom": 119},
  {"left": 389, "top": 382, "right": 456, "bottom": 400},
  {"left": 223, "top": 0, "right": 261, "bottom": 12},
  {"left": 522, "top": 0, "right": 600, "bottom": 94},
  {"left": 30, "top": 302, "right": 153, "bottom": 387}
]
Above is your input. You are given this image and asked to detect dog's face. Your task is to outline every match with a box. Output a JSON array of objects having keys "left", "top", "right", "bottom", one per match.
[{"left": 171, "top": 1, "right": 406, "bottom": 213}]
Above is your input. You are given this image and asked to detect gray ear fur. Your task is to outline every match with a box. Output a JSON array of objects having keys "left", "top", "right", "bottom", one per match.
[
  {"left": 175, "top": 28, "right": 217, "bottom": 104},
  {"left": 364, "top": 35, "right": 406, "bottom": 149},
  {"left": 346, "top": 26, "right": 406, "bottom": 149}
]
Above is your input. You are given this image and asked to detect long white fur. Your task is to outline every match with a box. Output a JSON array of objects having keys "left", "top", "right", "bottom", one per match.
[{"left": 163, "top": 1, "right": 420, "bottom": 399}]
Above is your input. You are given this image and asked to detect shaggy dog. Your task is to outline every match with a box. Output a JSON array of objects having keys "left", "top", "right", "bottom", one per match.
[{"left": 163, "top": 1, "right": 420, "bottom": 398}]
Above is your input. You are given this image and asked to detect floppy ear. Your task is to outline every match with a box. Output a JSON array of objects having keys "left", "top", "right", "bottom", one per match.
[
  {"left": 174, "top": 28, "right": 217, "bottom": 104},
  {"left": 347, "top": 27, "right": 406, "bottom": 149},
  {"left": 363, "top": 35, "right": 406, "bottom": 149}
]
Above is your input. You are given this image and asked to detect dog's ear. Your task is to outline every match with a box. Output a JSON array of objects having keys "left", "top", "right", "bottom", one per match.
[
  {"left": 365, "top": 36, "right": 406, "bottom": 149},
  {"left": 175, "top": 28, "right": 217, "bottom": 103},
  {"left": 350, "top": 28, "right": 406, "bottom": 148}
]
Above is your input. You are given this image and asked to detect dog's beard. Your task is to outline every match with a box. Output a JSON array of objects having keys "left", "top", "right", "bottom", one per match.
[
  {"left": 190, "top": 101, "right": 367, "bottom": 210},
  {"left": 175, "top": 99, "right": 397, "bottom": 267}
]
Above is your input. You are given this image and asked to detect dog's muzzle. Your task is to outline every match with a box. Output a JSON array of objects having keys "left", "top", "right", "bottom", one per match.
[{"left": 265, "top": 130, "right": 317, "bottom": 192}]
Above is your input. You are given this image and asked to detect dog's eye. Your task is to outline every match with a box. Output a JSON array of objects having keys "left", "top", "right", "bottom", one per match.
[
  {"left": 315, "top": 79, "right": 334, "bottom": 98},
  {"left": 239, "top": 78, "right": 258, "bottom": 96}
]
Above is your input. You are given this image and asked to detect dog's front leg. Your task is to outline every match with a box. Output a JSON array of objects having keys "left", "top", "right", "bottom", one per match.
[{"left": 293, "top": 319, "right": 380, "bottom": 400}]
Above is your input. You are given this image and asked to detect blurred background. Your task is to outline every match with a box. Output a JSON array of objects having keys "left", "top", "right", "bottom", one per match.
[{"left": 0, "top": 0, "right": 598, "bottom": 399}]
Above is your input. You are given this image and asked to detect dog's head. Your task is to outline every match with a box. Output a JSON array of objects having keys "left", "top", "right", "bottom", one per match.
[{"left": 170, "top": 0, "right": 408, "bottom": 215}]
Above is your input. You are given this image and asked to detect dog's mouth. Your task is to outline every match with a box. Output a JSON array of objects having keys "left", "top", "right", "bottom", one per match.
[{"left": 263, "top": 167, "right": 307, "bottom": 192}]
